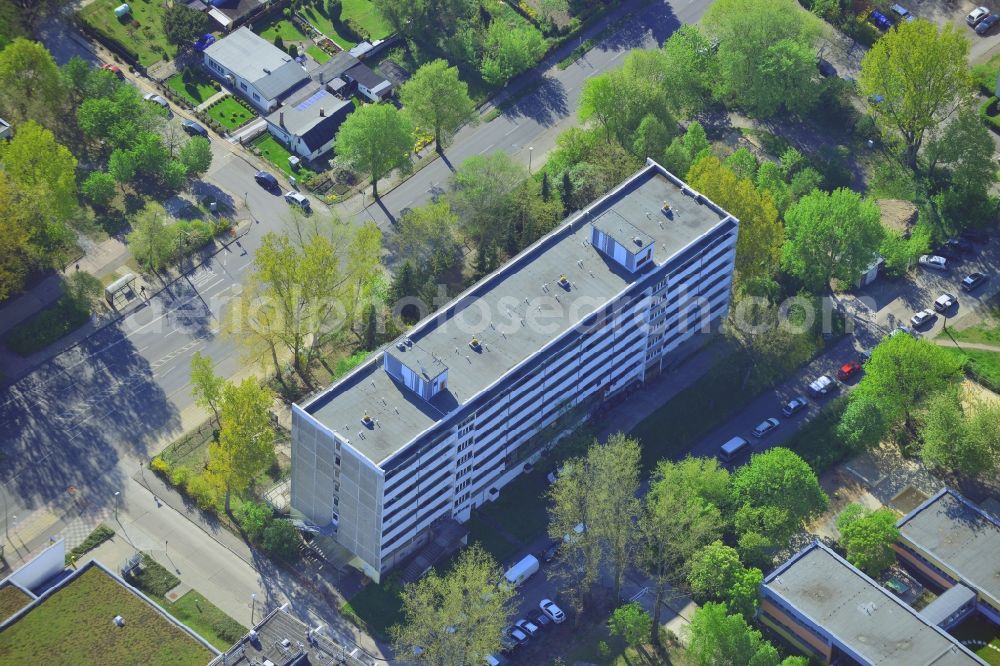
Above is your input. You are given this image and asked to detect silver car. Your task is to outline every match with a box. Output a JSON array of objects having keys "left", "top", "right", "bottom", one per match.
[
  {"left": 918, "top": 255, "right": 948, "bottom": 271},
  {"left": 781, "top": 397, "right": 808, "bottom": 417},
  {"left": 933, "top": 293, "right": 956, "bottom": 313},
  {"left": 910, "top": 309, "right": 936, "bottom": 328},
  {"left": 968, "top": 6, "right": 990, "bottom": 26},
  {"left": 752, "top": 417, "right": 781, "bottom": 438}
]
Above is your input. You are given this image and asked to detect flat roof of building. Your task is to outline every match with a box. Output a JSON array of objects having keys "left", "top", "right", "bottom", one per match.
[
  {"left": 212, "top": 606, "right": 366, "bottom": 666},
  {"left": 0, "top": 562, "right": 217, "bottom": 664},
  {"left": 204, "top": 27, "right": 307, "bottom": 100},
  {"left": 302, "top": 160, "right": 734, "bottom": 465},
  {"left": 896, "top": 487, "right": 1000, "bottom": 609},
  {"left": 763, "top": 542, "right": 983, "bottom": 666}
]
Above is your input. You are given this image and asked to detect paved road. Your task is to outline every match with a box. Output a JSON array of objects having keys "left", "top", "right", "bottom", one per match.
[{"left": 341, "top": 0, "right": 712, "bottom": 229}]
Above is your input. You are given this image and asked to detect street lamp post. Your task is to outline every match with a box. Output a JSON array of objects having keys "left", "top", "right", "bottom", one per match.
[
  {"left": 251, "top": 593, "right": 256, "bottom": 625},
  {"left": 528, "top": 146, "right": 533, "bottom": 173},
  {"left": 114, "top": 491, "right": 120, "bottom": 521}
]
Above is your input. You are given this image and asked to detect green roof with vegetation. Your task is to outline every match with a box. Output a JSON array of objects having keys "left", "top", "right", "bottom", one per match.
[
  {"left": 0, "top": 585, "right": 30, "bottom": 624},
  {"left": 0, "top": 565, "right": 214, "bottom": 666}
]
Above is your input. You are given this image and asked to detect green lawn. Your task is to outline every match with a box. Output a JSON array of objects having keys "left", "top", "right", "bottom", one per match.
[
  {"left": 300, "top": 0, "right": 392, "bottom": 50},
  {"left": 951, "top": 615, "right": 1000, "bottom": 666},
  {"left": 940, "top": 346, "right": 1000, "bottom": 393},
  {"left": 341, "top": 574, "right": 405, "bottom": 640},
  {"left": 782, "top": 397, "right": 855, "bottom": 473},
  {"left": 0, "top": 566, "right": 214, "bottom": 665},
  {"left": 306, "top": 44, "right": 331, "bottom": 63},
  {"left": 205, "top": 96, "right": 256, "bottom": 130},
  {"left": 253, "top": 133, "right": 316, "bottom": 179},
  {"left": 468, "top": 515, "right": 521, "bottom": 564},
  {"left": 78, "top": 0, "right": 175, "bottom": 67},
  {"left": 476, "top": 468, "right": 551, "bottom": 543},
  {"left": 256, "top": 15, "right": 307, "bottom": 43},
  {"left": 128, "top": 555, "right": 246, "bottom": 651},
  {"left": 165, "top": 70, "right": 218, "bottom": 106},
  {"left": 0, "top": 584, "right": 30, "bottom": 624},
  {"left": 948, "top": 305, "right": 1000, "bottom": 346}
]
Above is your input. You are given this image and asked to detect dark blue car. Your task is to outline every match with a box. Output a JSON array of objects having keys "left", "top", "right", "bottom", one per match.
[{"left": 869, "top": 10, "right": 893, "bottom": 30}]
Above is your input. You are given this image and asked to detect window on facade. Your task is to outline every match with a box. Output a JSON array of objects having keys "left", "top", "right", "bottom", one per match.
[
  {"left": 335, "top": 456, "right": 341, "bottom": 466},
  {"left": 252, "top": 93, "right": 260, "bottom": 101},
  {"left": 240, "top": 82, "right": 247, "bottom": 91}
]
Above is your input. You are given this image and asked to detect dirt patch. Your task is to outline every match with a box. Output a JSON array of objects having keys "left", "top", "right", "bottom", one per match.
[
  {"left": 808, "top": 466, "right": 882, "bottom": 540},
  {"left": 877, "top": 199, "right": 918, "bottom": 235},
  {"left": 888, "top": 485, "right": 929, "bottom": 514}
]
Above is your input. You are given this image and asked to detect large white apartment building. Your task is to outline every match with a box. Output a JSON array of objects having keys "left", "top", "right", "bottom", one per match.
[{"left": 290, "top": 160, "right": 740, "bottom": 581}]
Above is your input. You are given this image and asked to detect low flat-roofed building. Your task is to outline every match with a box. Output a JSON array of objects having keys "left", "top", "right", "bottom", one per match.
[
  {"left": 0, "top": 118, "right": 11, "bottom": 141},
  {"left": 211, "top": 604, "right": 369, "bottom": 665},
  {"left": 292, "top": 159, "right": 739, "bottom": 580},
  {"left": 895, "top": 487, "right": 1000, "bottom": 623},
  {"left": 0, "top": 541, "right": 217, "bottom": 664},
  {"left": 761, "top": 541, "right": 984, "bottom": 665},
  {"left": 203, "top": 27, "right": 308, "bottom": 112}
]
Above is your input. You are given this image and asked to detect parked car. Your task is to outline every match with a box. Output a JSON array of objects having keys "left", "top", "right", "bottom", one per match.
[
  {"left": 976, "top": 14, "right": 1000, "bottom": 35},
  {"left": 837, "top": 361, "right": 862, "bottom": 381},
  {"left": 543, "top": 540, "right": 561, "bottom": 563},
  {"left": 751, "top": 417, "right": 781, "bottom": 438},
  {"left": 918, "top": 255, "right": 948, "bottom": 271},
  {"left": 967, "top": 6, "right": 990, "bottom": 26},
  {"left": 143, "top": 92, "right": 169, "bottom": 109},
  {"left": 808, "top": 375, "right": 836, "bottom": 397},
  {"left": 100, "top": 63, "right": 125, "bottom": 80},
  {"left": 514, "top": 619, "right": 540, "bottom": 638},
  {"left": 817, "top": 58, "right": 837, "bottom": 78},
  {"left": 960, "top": 229, "right": 989, "bottom": 244},
  {"left": 507, "top": 627, "right": 529, "bottom": 646},
  {"left": 181, "top": 118, "right": 208, "bottom": 137},
  {"left": 910, "top": 309, "right": 937, "bottom": 328},
  {"left": 869, "top": 9, "right": 893, "bottom": 30},
  {"left": 890, "top": 4, "right": 914, "bottom": 21},
  {"left": 888, "top": 325, "right": 916, "bottom": 339},
  {"left": 943, "top": 238, "right": 973, "bottom": 255},
  {"left": 962, "top": 272, "right": 988, "bottom": 292},
  {"left": 284, "top": 190, "right": 311, "bottom": 210},
  {"left": 781, "top": 396, "right": 809, "bottom": 417},
  {"left": 534, "top": 613, "right": 552, "bottom": 629},
  {"left": 859, "top": 347, "right": 873, "bottom": 362},
  {"left": 540, "top": 599, "right": 566, "bottom": 624},
  {"left": 254, "top": 170, "right": 279, "bottom": 190},
  {"left": 933, "top": 292, "right": 957, "bottom": 313}
]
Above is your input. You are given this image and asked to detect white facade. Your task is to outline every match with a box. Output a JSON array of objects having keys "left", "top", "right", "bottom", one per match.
[{"left": 291, "top": 160, "right": 739, "bottom": 581}]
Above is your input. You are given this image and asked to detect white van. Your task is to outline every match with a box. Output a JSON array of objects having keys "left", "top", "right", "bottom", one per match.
[
  {"left": 503, "top": 555, "right": 539, "bottom": 587},
  {"left": 284, "top": 190, "right": 310, "bottom": 209},
  {"left": 718, "top": 436, "right": 750, "bottom": 463}
]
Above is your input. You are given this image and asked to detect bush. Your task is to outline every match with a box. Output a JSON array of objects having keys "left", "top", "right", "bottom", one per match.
[
  {"left": 66, "top": 524, "right": 115, "bottom": 564},
  {"left": 235, "top": 501, "right": 272, "bottom": 542},
  {"left": 341, "top": 18, "right": 369, "bottom": 43},
  {"left": 979, "top": 97, "right": 1000, "bottom": 133},
  {"left": 150, "top": 455, "right": 171, "bottom": 476},
  {"left": 185, "top": 472, "right": 220, "bottom": 511},
  {"left": 261, "top": 519, "right": 301, "bottom": 559},
  {"left": 971, "top": 63, "right": 1000, "bottom": 96},
  {"left": 3, "top": 294, "right": 91, "bottom": 356},
  {"left": 169, "top": 465, "right": 191, "bottom": 488}
]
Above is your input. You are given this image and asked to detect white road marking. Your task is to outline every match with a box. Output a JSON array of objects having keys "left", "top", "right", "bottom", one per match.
[
  {"left": 478, "top": 142, "right": 496, "bottom": 154},
  {"left": 503, "top": 124, "right": 519, "bottom": 137}
]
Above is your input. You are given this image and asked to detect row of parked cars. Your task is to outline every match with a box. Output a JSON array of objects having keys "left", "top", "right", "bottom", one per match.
[
  {"left": 914, "top": 230, "right": 991, "bottom": 329},
  {"left": 500, "top": 599, "right": 566, "bottom": 656},
  {"left": 967, "top": 6, "right": 1000, "bottom": 36}
]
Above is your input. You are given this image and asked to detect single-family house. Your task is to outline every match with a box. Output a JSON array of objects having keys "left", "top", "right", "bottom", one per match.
[
  {"left": 265, "top": 83, "right": 353, "bottom": 161},
  {"left": 0, "top": 118, "right": 11, "bottom": 141},
  {"left": 311, "top": 52, "right": 393, "bottom": 102},
  {"left": 203, "top": 27, "right": 308, "bottom": 113}
]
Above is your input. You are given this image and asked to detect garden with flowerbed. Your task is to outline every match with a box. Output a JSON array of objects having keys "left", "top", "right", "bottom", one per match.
[
  {"left": 165, "top": 68, "right": 220, "bottom": 108},
  {"left": 202, "top": 95, "right": 256, "bottom": 131}
]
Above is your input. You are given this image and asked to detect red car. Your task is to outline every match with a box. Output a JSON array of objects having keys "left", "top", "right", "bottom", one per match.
[
  {"left": 837, "top": 361, "right": 862, "bottom": 381},
  {"left": 100, "top": 63, "right": 125, "bottom": 80}
]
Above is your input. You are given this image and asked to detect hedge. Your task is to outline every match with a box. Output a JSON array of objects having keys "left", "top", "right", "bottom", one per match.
[{"left": 979, "top": 96, "right": 1000, "bottom": 133}]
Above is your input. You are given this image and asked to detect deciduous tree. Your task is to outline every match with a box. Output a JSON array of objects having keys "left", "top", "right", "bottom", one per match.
[
  {"left": 335, "top": 103, "right": 413, "bottom": 197},
  {"left": 394, "top": 201, "right": 461, "bottom": 272},
  {"left": 608, "top": 603, "right": 651, "bottom": 650},
  {"left": 391, "top": 544, "right": 516, "bottom": 666},
  {"left": 687, "top": 156, "right": 783, "bottom": 292},
  {"left": 209, "top": 377, "right": 276, "bottom": 514},
  {"left": 481, "top": 22, "right": 545, "bottom": 86},
  {"left": 81, "top": 171, "right": 116, "bottom": 208},
  {"left": 639, "top": 457, "right": 728, "bottom": 644},
  {"left": 0, "top": 38, "right": 64, "bottom": 125},
  {"left": 449, "top": 151, "right": 528, "bottom": 246},
  {"left": 190, "top": 351, "right": 225, "bottom": 426},
  {"left": 660, "top": 26, "right": 717, "bottom": 116},
  {"left": 127, "top": 203, "right": 174, "bottom": 272},
  {"left": 730, "top": 448, "right": 828, "bottom": 565},
  {"left": 400, "top": 59, "right": 477, "bottom": 152},
  {"left": 704, "top": 0, "right": 821, "bottom": 118},
  {"left": 662, "top": 121, "right": 710, "bottom": 178},
  {"left": 836, "top": 504, "right": 899, "bottom": 576},
  {"left": 920, "top": 387, "right": 1000, "bottom": 479},
  {"left": 178, "top": 136, "right": 213, "bottom": 177},
  {"left": 859, "top": 19, "right": 971, "bottom": 170},
  {"left": 162, "top": 3, "right": 210, "bottom": 48},
  {"left": 687, "top": 541, "right": 763, "bottom": 620},
  {"left": 0, "top": 171, "right": 31, "bottom": 299},
  {"left": 782, "top": 188, "right": 884, "bottom": 293},
  {"left": 686, "top": 603, "right": 782, "bottom": 666}
]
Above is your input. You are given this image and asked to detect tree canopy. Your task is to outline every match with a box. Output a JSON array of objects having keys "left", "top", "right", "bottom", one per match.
[
  {"left": 0, "top": 37, "right": 64, "bottom": 125},
  {"left": 836, "top": 504, "right": 899, "bottom": 576},
  {"left": 335, "top": 103, "right": 413, "bottom": 197},
  {"left": 391, "top": 544, "right": 515, "bottom": 666},
  {"left": 687, "top": 541, "right": 763, "bottom": 620},
  {"left": 782, "top": 188, "right": 884, "bottom": 293},
  {"left": 162, "top": 3, "right": 211, "bottom": 48},
  {"left": 686, "top": 603, "right": 782, "bottom": 666},
  {"left": 400, "top": 59, "right": 477, "bottom": 152},
  {"left": 209, "top": 377, "right": 276, "bottom": 514},
  {"left": 859, "top": 19, "right": 971, "bottom": 170}
]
